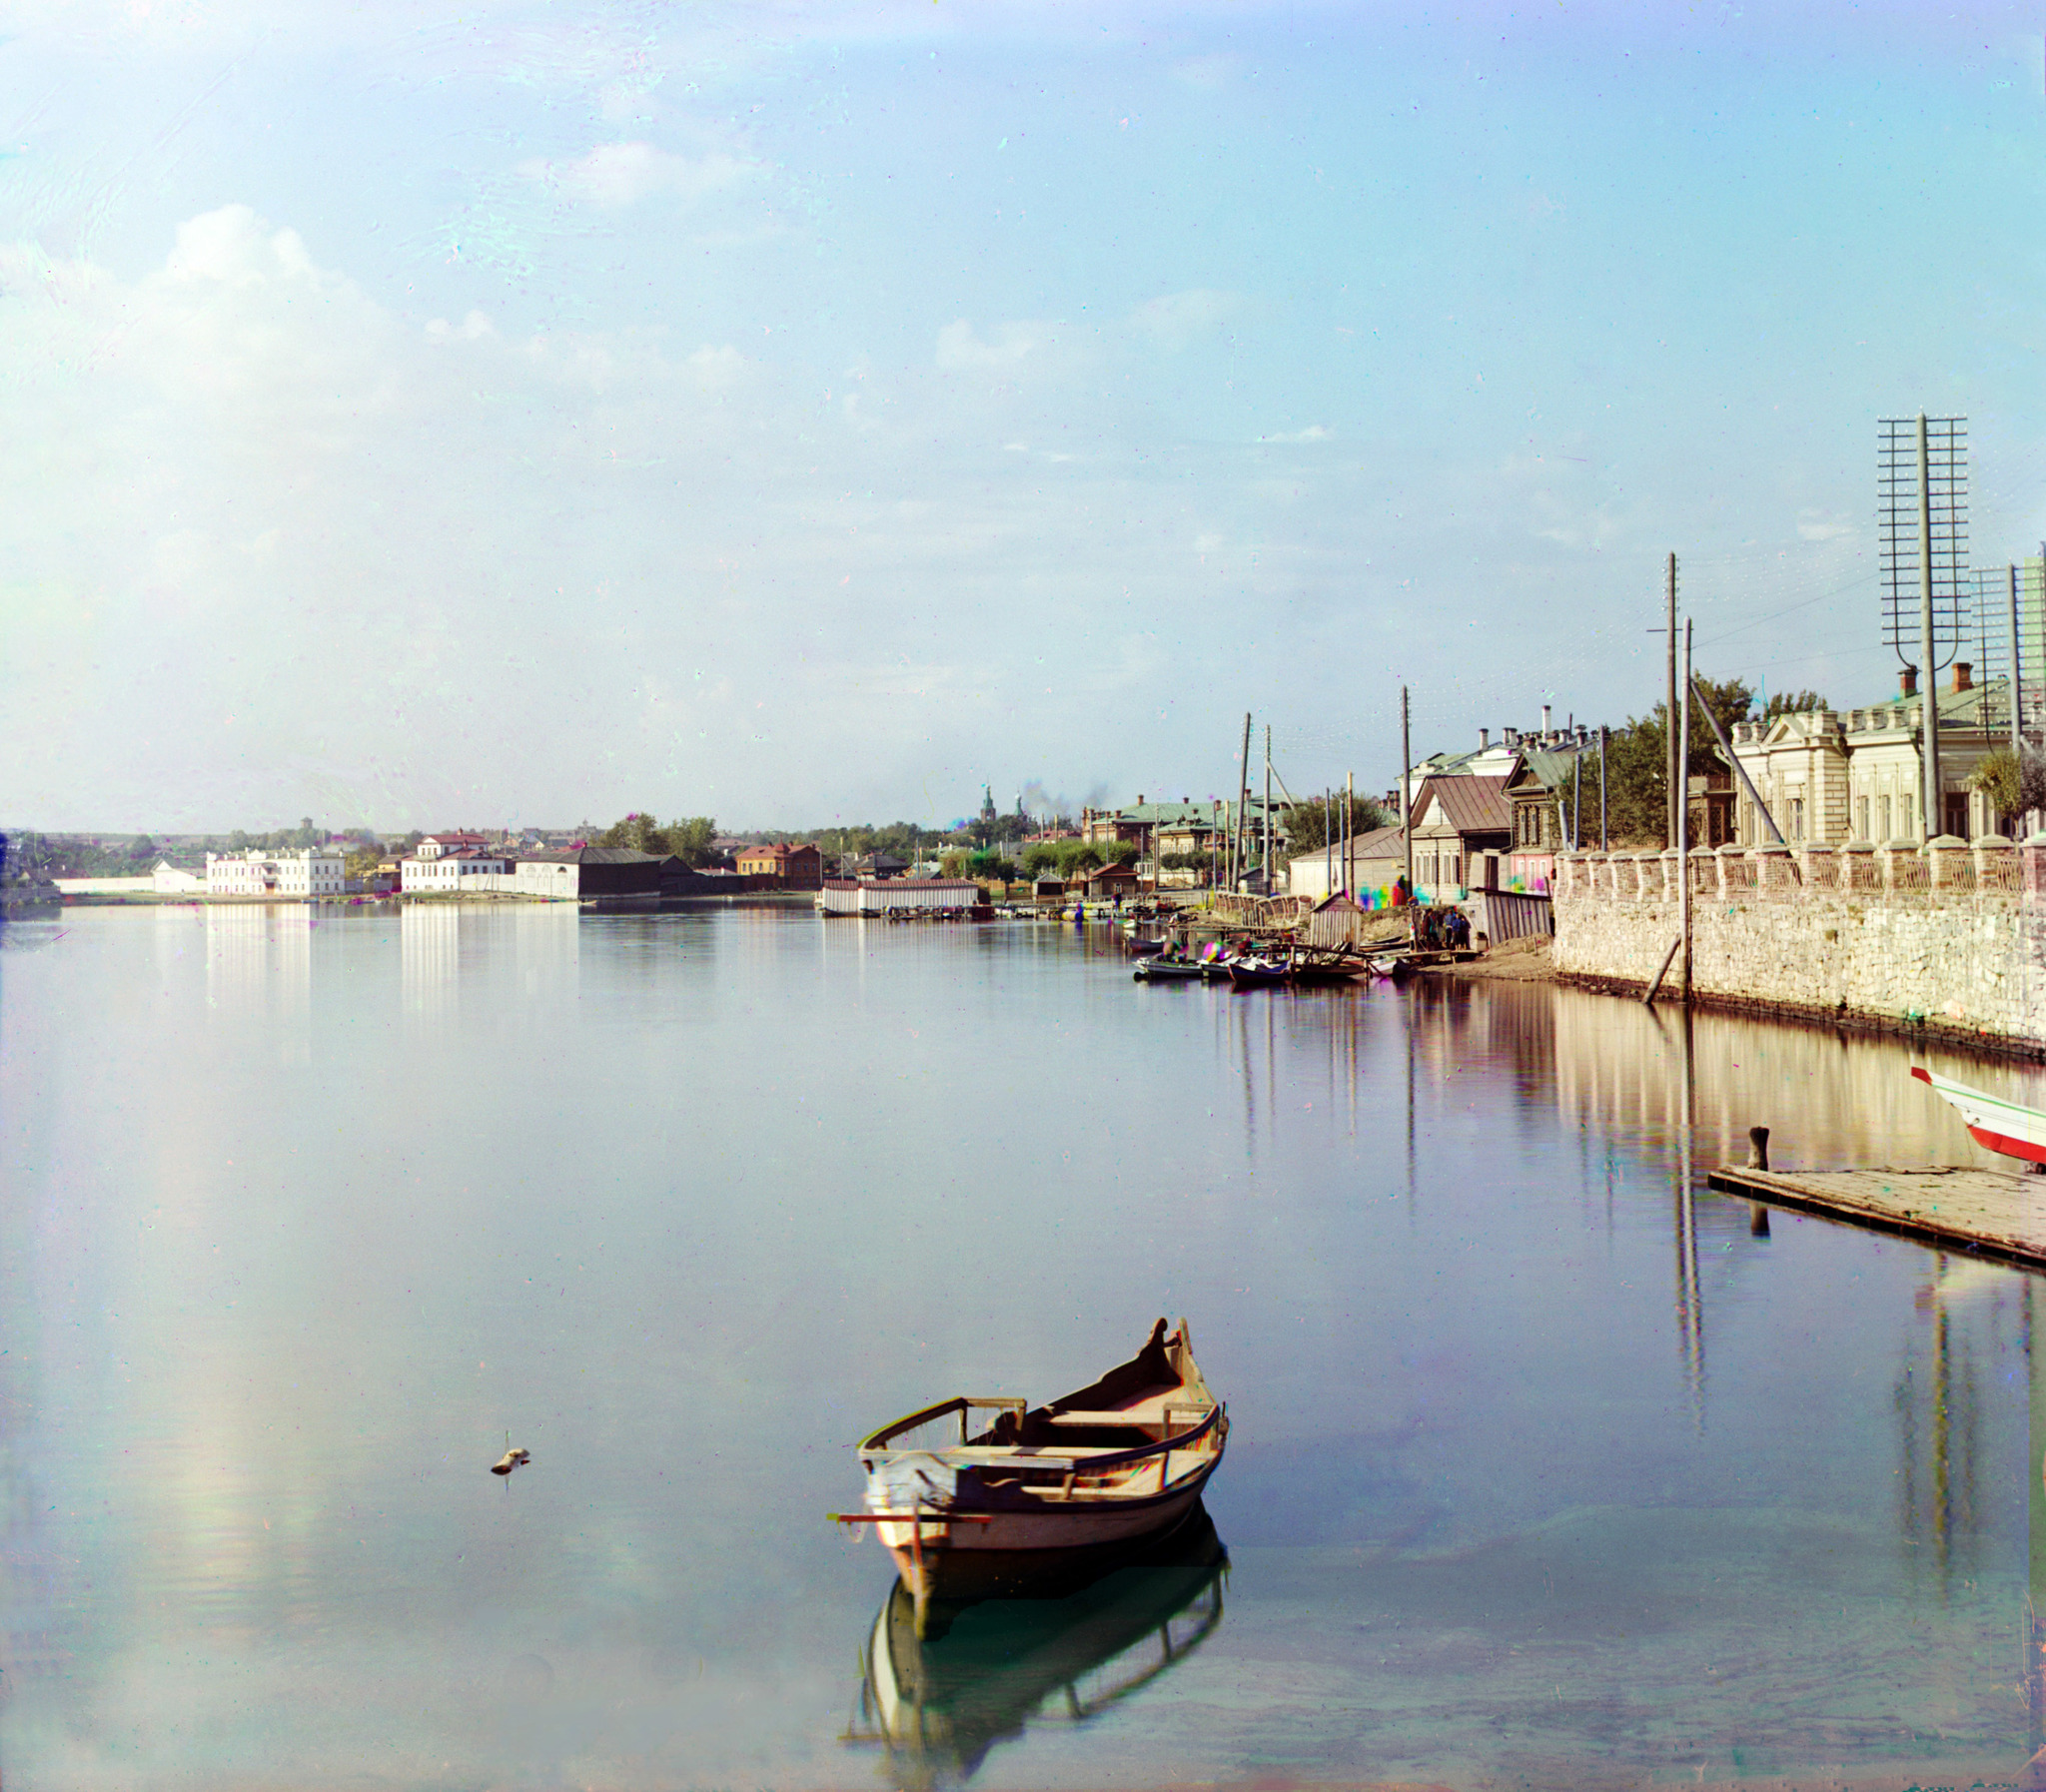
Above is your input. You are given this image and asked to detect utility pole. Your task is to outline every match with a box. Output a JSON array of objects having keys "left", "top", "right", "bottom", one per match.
[
  {"left": 1598, "top": 724, "right": 1608, "bottom": 852},
  {"left": 1917, "top": 415, "right": 1942, "bottom": 841},
  {"left": 2012, "top": 563, "right": 2024, "bottom": 755},
  {"left": 1401, "top": 685, "right": 1414, "bottom": 900},
  {"left": 1679, "top": 618, "right": 1694, "bottom": 999},
  {"left": 1263, "top": 725, "right": 1273, "bottom": 894},
  {"left": 1665, "top": 551, "right": 1679, "bottom": 850},
  {"left": 1571, "top": 750, "right": 1581, "bottom": 852},
  {"left": 1233, "top": 711, "right": 1252, "bottom": 889},
  {"left": 1345, "top": 770, "right": 1354, "bottom": 893},
  {"left": 1324, "top": 788, "right": 1333, "bottom": 894}
]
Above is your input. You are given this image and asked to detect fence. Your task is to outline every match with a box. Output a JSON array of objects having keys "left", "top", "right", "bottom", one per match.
[{"left": 1552, "top": 837, "right": 2038, "bottom": 906}]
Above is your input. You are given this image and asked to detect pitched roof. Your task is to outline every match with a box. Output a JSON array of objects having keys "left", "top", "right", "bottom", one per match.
[
  {"left": 517, "top": 847, "right": 664, "bottom": 865},
  {"left": 1414, "top": 775, "right": 1513, "bottom": 835},
  {"left": 1287, "top": 823, "right": 1406, "bottom": 868}
]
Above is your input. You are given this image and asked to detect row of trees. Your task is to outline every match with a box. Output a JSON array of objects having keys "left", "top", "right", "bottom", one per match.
[
  {"left": 1569, "top": 679, "right": 1833, "bottom": 846},
  {"left": 594, "top": 813, "right": 720, "bottom": 865}
]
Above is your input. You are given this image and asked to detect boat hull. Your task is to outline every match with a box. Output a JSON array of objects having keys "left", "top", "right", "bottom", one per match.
[
  {"left": 1911, "top": 1065, "right": 2046, "bottom": 1165},
  {"left": 875, "top": 1464, "right": 1221, "bottom": 1605}
]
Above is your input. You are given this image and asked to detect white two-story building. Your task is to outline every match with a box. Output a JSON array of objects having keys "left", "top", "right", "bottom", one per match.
[{"left": 205, "top": 847, "right": 347, "bottom": 898}]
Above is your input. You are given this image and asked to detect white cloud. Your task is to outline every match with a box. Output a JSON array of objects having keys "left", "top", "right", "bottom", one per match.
[
  {"left": 1130, "top": 288, "right": 1241, "bottom": 352},
  {"left": 1259, "top": 425, "right": 1333, "bottom": 444},
  {"left": 519, "top": 142, "right": 757, "bottom": 211},
  {"left": 1796, "top": 508, "right": 1853, "bottom": 542},
  {"left": 936, "top": 318, "right": 1055, "bottom": 372}
]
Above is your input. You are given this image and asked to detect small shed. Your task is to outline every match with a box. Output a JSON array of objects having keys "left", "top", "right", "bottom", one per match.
[{"left": 1084, "top": 861, "right": 1140, "bottom": 898}]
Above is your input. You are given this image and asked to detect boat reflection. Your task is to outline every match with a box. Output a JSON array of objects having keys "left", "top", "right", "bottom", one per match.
[{"left": 845, "top": 1503, "right": 1227, "bottom": 1788}]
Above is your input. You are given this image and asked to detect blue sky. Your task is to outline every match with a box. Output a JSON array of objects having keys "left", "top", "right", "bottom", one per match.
[{"left": 7, "top": 1, "right": 2046, "bottom": 831}]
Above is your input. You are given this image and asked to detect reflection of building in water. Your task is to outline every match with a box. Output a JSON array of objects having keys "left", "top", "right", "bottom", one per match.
[
  {"left": 404, "top": 900, "right": 580, "bottom": 1022},
  {"left": 846, "top": 1507, "right": 1227, "bottom": 1788},
  {"left": 1545, "top": 985, "right": 1993, "bottom": 1171},
  {"left": 205, "top": 905, "right": 312, "bottom": 1022}
]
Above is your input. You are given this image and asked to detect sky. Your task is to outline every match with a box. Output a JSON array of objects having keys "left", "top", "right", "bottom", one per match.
[{"left": 7, "top": 0, "right": 2046, "bottom": 833}]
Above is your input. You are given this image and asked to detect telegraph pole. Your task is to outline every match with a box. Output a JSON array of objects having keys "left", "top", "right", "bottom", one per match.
[
  {"left": 1232, "top": 711, "right": 1252, "bottom": 888},
  {"left": 1665, "top": 552, "right": 1679, "bottom": 850},
  {"left": 1263, "top": 725, "right": 1273, "bottom": 893},
  {"left": 1680, "top": 618, "right": 1694, "bottom": 998},
  {"left": 2012, "top": 564, "right": 2025, "bottom": 754},
  {"left": 1401, "top": 685, "right": 1414, "bottom": 899},
  {"left": 1345, "top": 770, "right": 1354, "bottom": 893},
  {"left": 1598, "top": 724, "right": 1609, "bottom": 852},
  {"left": 1918, "top": 415, "right": 1942, "bottom": 840}
]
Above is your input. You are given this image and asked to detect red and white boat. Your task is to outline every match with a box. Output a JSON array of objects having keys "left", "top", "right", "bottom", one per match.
[
  {"left": 1911, "top": 1065, "right": 2046, "bottom": 1164},
  {"left": 835, "top": 1319, "right": 1227, "bottom": 1629}
]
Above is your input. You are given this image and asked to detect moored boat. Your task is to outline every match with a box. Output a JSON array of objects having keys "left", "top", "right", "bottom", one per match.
[
  {"left": 1911, "top": 1065, "right": 2046, "bottom": 1165},
  {"left": 837, "top": 1320, "right": 1228, "bottom": 1629},
  {"left": 1133, "top": 957, "right": 1204, "bottom": 982}
]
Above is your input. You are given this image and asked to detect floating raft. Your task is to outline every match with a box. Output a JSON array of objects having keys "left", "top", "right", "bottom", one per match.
[{"left": 1706, "top": 1163, "right": 2046, "bottom": 1267}]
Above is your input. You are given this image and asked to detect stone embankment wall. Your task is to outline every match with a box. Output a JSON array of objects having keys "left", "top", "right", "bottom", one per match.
[{"left": 1551, "top": 837, "right": 2046, "bottom": 1051}]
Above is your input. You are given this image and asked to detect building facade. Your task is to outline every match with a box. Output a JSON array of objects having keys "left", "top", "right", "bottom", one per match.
[
  {"left": 1729, "top": 671, "right": 2007, "bottom": 846},
  {"left": 206, "top": 847, "right": 347, "bottom": 898},
  {"left": 402, "top": 847, "right": 510, "bottom": 892},
  {"left": 733, "top": 843, "right": 824, "bottom": 889}
]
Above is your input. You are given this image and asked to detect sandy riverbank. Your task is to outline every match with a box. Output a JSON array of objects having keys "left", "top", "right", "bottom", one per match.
[{"left": 1429, "top": 934, "right": 1555, "bottom": 983}]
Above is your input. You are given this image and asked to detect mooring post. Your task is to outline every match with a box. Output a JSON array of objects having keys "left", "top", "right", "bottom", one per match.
[
  {"left": 1747, "top": 1126, "right": 1770, "bottom": 1170},
  {"left": 1749, "top": 1204, "right": 1771, "bottom": 1237}
]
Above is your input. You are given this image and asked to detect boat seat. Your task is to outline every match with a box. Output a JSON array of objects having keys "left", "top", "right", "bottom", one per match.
[{"left": 1048, "top": 1389, "right": 1209, "bottom": 1429}]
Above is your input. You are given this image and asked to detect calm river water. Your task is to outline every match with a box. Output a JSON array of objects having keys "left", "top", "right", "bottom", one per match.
[{"left": 2, "top": 901, "right": 2042, "bottom": 1791}]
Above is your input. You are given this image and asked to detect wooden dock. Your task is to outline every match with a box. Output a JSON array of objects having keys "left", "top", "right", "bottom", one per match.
[{"left": 1706, "top": 1162, "right": 2046, "bottom": 1267}]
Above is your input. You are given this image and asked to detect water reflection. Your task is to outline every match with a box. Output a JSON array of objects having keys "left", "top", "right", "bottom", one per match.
[
  {"left": 205, "top": 903, "right": 311, "bottom": 1021},
  {"left": 847, "top": 1505, "right": 1228, "bottom": 1788},
  {"left": 402, "top": 900, "right": 579, "bottom": 1020}
]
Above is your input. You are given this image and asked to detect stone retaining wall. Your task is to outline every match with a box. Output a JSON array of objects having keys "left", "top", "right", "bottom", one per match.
[{"left": 1552, "top": 836, "right": 2046, "bottom": 1049}]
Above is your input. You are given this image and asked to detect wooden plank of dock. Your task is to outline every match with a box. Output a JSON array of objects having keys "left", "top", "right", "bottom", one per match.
[{"left": 1706, "top": 1163, "right": 2046, "bottom": 1267}]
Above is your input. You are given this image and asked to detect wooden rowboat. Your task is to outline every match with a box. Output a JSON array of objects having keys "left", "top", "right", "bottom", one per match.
[
  {"left": 1911, "top": 1065, "right": 2046, "bottom": 1165},
  {"left": 837, "top": 1320, "right": 1228, "bottom": 1630}
]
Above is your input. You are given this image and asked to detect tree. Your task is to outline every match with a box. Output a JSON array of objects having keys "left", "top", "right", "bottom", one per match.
[
  {"left": 1968, "top": 745, "right": 2046, "bottom": 829},
  {"left": 1599, "top": 674, "right": 1756, "bottom": 847},
  {"left": 1284, "top": 795, "right": 1389, "bottom": 857},
  {"left": 1762, "top": 689, "right": 1832, "bottom": 720}
]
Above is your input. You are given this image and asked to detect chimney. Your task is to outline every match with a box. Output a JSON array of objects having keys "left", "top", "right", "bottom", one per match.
[
  {"left": 1505, "top": 726, "right": 1519, "bottom": 746},
  {"left": 1479, "top": 727, "right": 1490, "bottom": 749},
  {"left": 1900, "top": 665, "right": 1918, "bottom": 698},
  {"left": 1541, "top": 704, "right": 1552, "bottom": 733},
  {"left": 1952, "top": 662, "right": 1972, "bottom": 693}
]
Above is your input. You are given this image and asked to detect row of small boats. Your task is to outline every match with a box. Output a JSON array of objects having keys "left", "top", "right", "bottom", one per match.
[{"left": 1128, "top": 935, "right": 1409, "bottom": 988}]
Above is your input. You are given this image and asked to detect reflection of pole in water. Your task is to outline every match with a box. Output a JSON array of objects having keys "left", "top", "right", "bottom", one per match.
[
  {"left": 1672, "top": 1009, "right": 1704, "bottom": 1419},
  {"left": 2028, "top": 1275, "right": 2044, "bottom": 1750},
  {"left": 1405, "top": 988, "right": 1417, "bottom": 1217},
  {"left": 1896, "top": 1254, "right": 1984, "bottom": 1609}
]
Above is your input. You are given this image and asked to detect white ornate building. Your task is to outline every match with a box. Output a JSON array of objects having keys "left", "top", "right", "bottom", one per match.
[
  {"left": 1728, "top": 667, "right": 2008, "bottom": 846},
  {"left": 205, "top": 847, "right": 346, "bottom": 898}
]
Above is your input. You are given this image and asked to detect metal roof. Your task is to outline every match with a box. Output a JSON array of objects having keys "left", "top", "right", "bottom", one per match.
[{"left": 1413, "top": 775, "right": 1513, "bottom": 835}]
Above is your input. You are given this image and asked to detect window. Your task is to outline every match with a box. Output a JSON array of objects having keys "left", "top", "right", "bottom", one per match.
[
  {"left": 1855, "top": 796, "right": 1868, "bottom": 840},
  {"left": 1788, "top": 797, "right": 1805, "bottom": 841}
]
